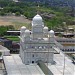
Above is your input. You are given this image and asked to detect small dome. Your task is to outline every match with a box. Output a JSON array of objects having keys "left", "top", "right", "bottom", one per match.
[
  {"left": 49, "top": 30, "right": 54, "bottom": 34},
  {"left": 49, "top": 30, "right": 54, "bottom": 37},
  {"left": 25, "top": 29, "right": 30, "bottom": 36},
  {"left": 21, "top": 26, "right": 26, "bottom": 29},
  {"left": 33, "top": 14, "right": 42, "bottom": 21},
  {"left": 20, "top": 26, "right": 26, "bottom": 32},
  {"left": 43, "top": 26, "right": 48, "bottom": 30},
  {"left": 25, "top": 29, "right": 30, "bottom": 33},
  {"left": 43, "top": 26, "right": 48, "bottom": 33}
]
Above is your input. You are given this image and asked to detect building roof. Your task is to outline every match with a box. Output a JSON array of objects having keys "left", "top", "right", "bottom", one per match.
[
  {"left": 7, "top": 30, "right": 20, "bottom": 33},
  {"left": 3, "top": 54, "right": 45, "bottom": 75},
  {"left": 3, "top": 53, "right": 75, "bottom": 75}
]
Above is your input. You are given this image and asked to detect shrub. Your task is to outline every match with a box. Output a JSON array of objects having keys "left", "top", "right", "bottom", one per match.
[{"left": 15, "top": 12, "right": 21, "bottom": 16}]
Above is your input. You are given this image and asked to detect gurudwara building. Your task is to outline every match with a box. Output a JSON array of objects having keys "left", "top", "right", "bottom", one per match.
[
  {"left": 3, "top": 14, "right": 75, "bottom": 75},
  {"left": 20, "top": 14, "right": 58, "bottom": 65}
]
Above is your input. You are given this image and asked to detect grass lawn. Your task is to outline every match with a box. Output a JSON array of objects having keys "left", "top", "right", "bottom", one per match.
[
  {"left": 4, "top": 36, "right": 20, "bottom": 42},
  {"left": 12, "top": 21, "right": 31, "bottom": 30}
]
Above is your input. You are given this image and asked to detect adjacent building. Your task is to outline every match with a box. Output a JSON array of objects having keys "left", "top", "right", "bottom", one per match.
[
  {"left": 0, "top": 37, "right": 12, "bottom": 49},
  {"left": 56, "top": 37, "right": 75, "bottom": 53}
]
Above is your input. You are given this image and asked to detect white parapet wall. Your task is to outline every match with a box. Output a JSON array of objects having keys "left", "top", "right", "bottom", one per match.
[{"left": 0, "top": 45, "right": 10, "bottom": 56}]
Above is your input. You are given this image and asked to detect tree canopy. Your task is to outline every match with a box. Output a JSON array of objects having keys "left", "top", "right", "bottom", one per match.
[{"left": 0, "top": 0, "right": 74, "bottom": 30}]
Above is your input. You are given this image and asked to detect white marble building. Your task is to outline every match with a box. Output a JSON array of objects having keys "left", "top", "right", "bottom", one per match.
[{"left": 20, "top": 14, "right": 56, "bottom": 65}]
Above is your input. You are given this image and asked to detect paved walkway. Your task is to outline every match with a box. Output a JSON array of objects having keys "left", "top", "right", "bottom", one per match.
[{"left": 48, "top": 53, "right": 75, "bottom": 75}]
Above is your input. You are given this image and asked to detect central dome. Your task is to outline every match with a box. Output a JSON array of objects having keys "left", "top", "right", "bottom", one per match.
[
  {"left": 33, "top": 14, "right": 42, "bottom": 21},
  {"left": 32, "top": 14, "right": 44, "bottom": 26}
]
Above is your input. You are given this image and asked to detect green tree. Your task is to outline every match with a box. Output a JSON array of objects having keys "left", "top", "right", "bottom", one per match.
[
  {"left": 15, "top": 12, "right": 21, "bottom": 16},
  {"left": 0, "top": 11, "right": 6, "bottom": 16},
  {"left": 0, "top": 25, "right": 14, "bottom": 36}
]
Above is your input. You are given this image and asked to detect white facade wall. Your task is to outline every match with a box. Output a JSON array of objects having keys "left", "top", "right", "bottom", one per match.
[
  {"left": 20, "top": 14, "right": 55, "bottom": 65},
  {"left": 24, "top": 52, "right": 54, "bottom": 65}
]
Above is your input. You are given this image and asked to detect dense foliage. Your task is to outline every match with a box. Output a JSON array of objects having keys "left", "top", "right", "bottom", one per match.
[
  {"left": 0, "top": 25, "right": 14, "bottom": 36},
  {"left": 0, "top": 0, "right": 75, "bottom": 30},
  {"left": 19, "top": 0, "right": 75, "bottom": 7}
]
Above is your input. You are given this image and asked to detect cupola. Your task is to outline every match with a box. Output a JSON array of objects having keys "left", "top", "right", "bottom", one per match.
[
  {"left": 20, "top": 26, "right": 26, "bottom": 32},
  {"left": 25, "top": 29, "right": 30, "bottom": 37},
  {"left": 49, "top": 30, "right": 54, "bottom": 37},
  {"left": 43, "top": 26, "right": 48, "bottom": 33}
]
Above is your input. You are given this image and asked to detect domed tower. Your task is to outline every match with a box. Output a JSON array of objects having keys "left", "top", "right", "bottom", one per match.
[
  {"left": 20, "top": 26, "right": 26, "bottom": 39},
  {"left": 49, "top": 30, "right": 55, "bottom": 45},
  {"left": 49, "top": 30, "right": 54, "bottom": 37},
  {"left": 20, "top": 26, "right": 26, "bottom": 61},
  {"left": 24, "top": 29, "right": 30, "bottom": 41},
  {"left": 32, "top": 14, "right": 44, "bottom": 39},
  {"left": 43, "top": 26, "right": 48, "bottom": 37}
]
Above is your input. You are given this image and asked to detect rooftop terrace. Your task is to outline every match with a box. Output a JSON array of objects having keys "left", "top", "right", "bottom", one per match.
[{"left": 3, "top": 53, "right": 75, "bottom": 75}]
